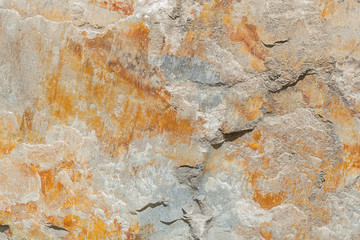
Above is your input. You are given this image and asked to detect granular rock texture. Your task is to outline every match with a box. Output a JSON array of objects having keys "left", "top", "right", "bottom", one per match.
[{"left": 0, "top": 0, "right": 360, "bottom": 239}]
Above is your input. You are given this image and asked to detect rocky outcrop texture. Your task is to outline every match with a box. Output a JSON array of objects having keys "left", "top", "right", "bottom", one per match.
[{"left": 1, "top": 0, "right": 360, "bottom": 239}]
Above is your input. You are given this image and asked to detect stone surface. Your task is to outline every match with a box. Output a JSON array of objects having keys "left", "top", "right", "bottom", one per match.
[{"left": 0, "top": 0, "right": 360, "bottom": 239}]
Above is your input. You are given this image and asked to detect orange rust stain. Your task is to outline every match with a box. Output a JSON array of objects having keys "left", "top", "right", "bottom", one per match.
[
  {"left": 46, "top": 216, "right": 62, "bottom": 228},
  {"left": 39, "top": 169, "right": 65, "bottom": 203},
  {"left": 253, "top": 129, "right": 262, "bottom": 142},
  {"left": 39, "top": 8, "right": 70, "bottom": 22},
  {"left": 85, "top": 216, "right": 109, "bottom": 239},
  {"left": 308, "top": 204, "right": 331, "bottom": 225},
  {"left": 9, "top": 202, "right": 38, "bottom": 221},
  {"left": 85, "top": 30, "right": 114, "bottom": 58},
  {"left": 0, "top": 113, "right": 19, "bottom": 155},
  {"left": 0, "top": 29, "right": 181, "bottom": 239},
  {"left": 297, "top": 74, "right": 358, "bottom": 144},
  {"left": 89, "top": 0, "right": 134, "bottom": 15},
  {"left": 180, "top": 1, "right": 268, "bottom": 68},
  {"left": 62, "top": 214, "right": 118, "bottom": 239},
  {"left": 253, "top": 190, "right": 285, "bottom": 210},
  {"left": 343, "top": 142, "right": 360, "bottom": 168},
  {"left": 239, "top": 132, "right": 293, "bottom": 210},
  {"left": 124, "top": 22, "right": 150, "bottom": 51},
  {"left": 320, "top": 0, "right": 335, "bottom": 19},
  {"left": 260, "top": 156, "right": 271, "bottom": 170},
  {"left": 0, "top": 140, "right": 16, "bottom": 155},
  {"left": 260, "top": 222, "right": 272, "bottom": 240},
  {"left": 63, "top": 214, "right": 120, "bottom": 239},
  {"left": 63, "top": 214, "right": 81, "bottom": 229},
  {"left": 323, "top": 163, "right": 345, "bottom": 191},
  {"left": 250, "top": 59, "right": 265, "bottom": 70},
  {"left": 178, "top": 0, "right": 267, "bottom": 68},
  {"left": 45, "top": 72, "right": 77, "bottom": 122},
  {"left": 236, "top": 93, "right": 265, "bottom": 122},
  {"left": 229, "top": 16, "right": 268, "bottom": 61},
  {"left": 221, "top": 93, "right": 265, "bottom": 133},
  {"left": 243, "top": 158, "right": 263, "bottom": 183},
  {"left": 246, "top": 141, "right": 264, "bottom": 152},
  {"left": 125, "top": 222, "right": 141, "bottom": 240},
  {"left": 20, "top": 107, "right": 34, "bottom": 133},
  {"left": 17, "top": 107, "right": 44, "bottom": 144},
  {"left": 268, "top": 72, "right": 360, "bottom": 194},
  {"left": 110, "top": 219, "right": 123, "bottom": 240},
  {"left": 43, "top": 31, "right": 195, "bottom": 156},
  {"left": 294, "top": 139, "right": 324, "bottom": 160},
  {"left": 214, "top": 0, "right": 234, "bottom": 14},
  {"left": 5, "top": 26, "right": 195, "bottom": 237},
  {"left": 181, "top": 28, "right": 207, "bottom": 58},
  {"left": 54, "top": 214, "right": 126, "bottom": 240},
  {"left": 223, "top": 148, "right": 241, "bottom": 164},
  {"left": 28, "top": 223, "right": 51, "bottom": 239},
  {"left": 67, "top": 40, "right": 83, "bottom": 60}
]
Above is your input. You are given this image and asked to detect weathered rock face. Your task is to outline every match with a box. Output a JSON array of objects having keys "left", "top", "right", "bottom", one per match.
[{"left": 0, "top": 0, "right": 360, "bottom": 239}]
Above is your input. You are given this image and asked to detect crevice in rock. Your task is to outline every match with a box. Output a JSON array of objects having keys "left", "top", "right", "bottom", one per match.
[
  {"left": 178, "top": 165, "right": 200, "bottom": 169},
  {"left": 211, "top": 128, "right": 255, "bottom": 149},
  {"left": 270, "top": 69, "right": 316, "bottom": 93},
  {"left": 261, "top": 39, "right": 289, "bottom": 48},
  {"left": 194, "top": 81, "right": 227, "bottom": 88},
  {"left": 46, "top": 223, "right": 68, "bottom": 232},
  {"left": 222, "top": 128, "right": 254, "bottom": 142},
  {"left": 136, "top": 200, "right": 168, "bottom": 212},
  {"left": 77, "top": 22, "right": 106, "bottom": 31},
  {"left": 168, "top": 13, "right": 180, "bottom": 20},
  {"left": 160, "top": 219, "right": 180, "bottom": 225},
  {"left": 316, "top": 113, "right": 333, "bottom": 124},
  {"left": 0, "top": 225, "right": 10, "bottom": 232}
]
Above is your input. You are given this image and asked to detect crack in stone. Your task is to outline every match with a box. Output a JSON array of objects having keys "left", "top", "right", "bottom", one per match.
[
  {"left": 46, "top": 223, "right": 68, "bottom": 232},
  {"left": 270, "top": 69, "right": 316, "bottom": 93},
  {"left": 136, "top": 200, "right": 168, "bottom": 212},
  {"left": 0, "top": 225, "right": 10, "bottom": 233},
  {"left": 160, "top": 219, "right": 180, "bottom": 225},
  {"left": 211, "top": 128, "right": 255, "bottom": 149},
  {"left": 261, "top": 39, "right": 290, "bottom": 48}
]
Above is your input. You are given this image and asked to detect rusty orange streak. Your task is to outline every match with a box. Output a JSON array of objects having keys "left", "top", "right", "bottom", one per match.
[
  {"left": 89, "top": 0, "right": 134, "bottom": 15},
  {"left": 230, "top": 16, "right": 268, "bottom": 61}
]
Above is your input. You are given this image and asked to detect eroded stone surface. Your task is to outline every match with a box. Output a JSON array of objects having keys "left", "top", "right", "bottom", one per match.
[{"left": 0, "top": 0, "right": 360, "bottom": 239}]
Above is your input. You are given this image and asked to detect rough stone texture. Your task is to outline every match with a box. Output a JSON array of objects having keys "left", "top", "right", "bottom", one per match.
[{"left": 0, "top": 0, "right": 360, "bottom": 239}]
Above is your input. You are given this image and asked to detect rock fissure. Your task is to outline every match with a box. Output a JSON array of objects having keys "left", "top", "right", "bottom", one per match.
[
  {"left": 0, "top": 225, "right": 10, "bottom": 233},
  {"left": 269, "top": 68, "right": 316, "bottom": 93},
  {"left": 261, "top": 39, "right": 290, "bottom": 48},
  {"left": 46, "top": 223, "right": 68, "bottom": 232},
  {"left": 136, "top": 200, "right": 168, "bottom": 212}
]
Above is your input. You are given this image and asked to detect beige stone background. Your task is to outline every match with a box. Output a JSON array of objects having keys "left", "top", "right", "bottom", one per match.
[{"left": 0, "top": 0, "right": 360, "bottom": 239}]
